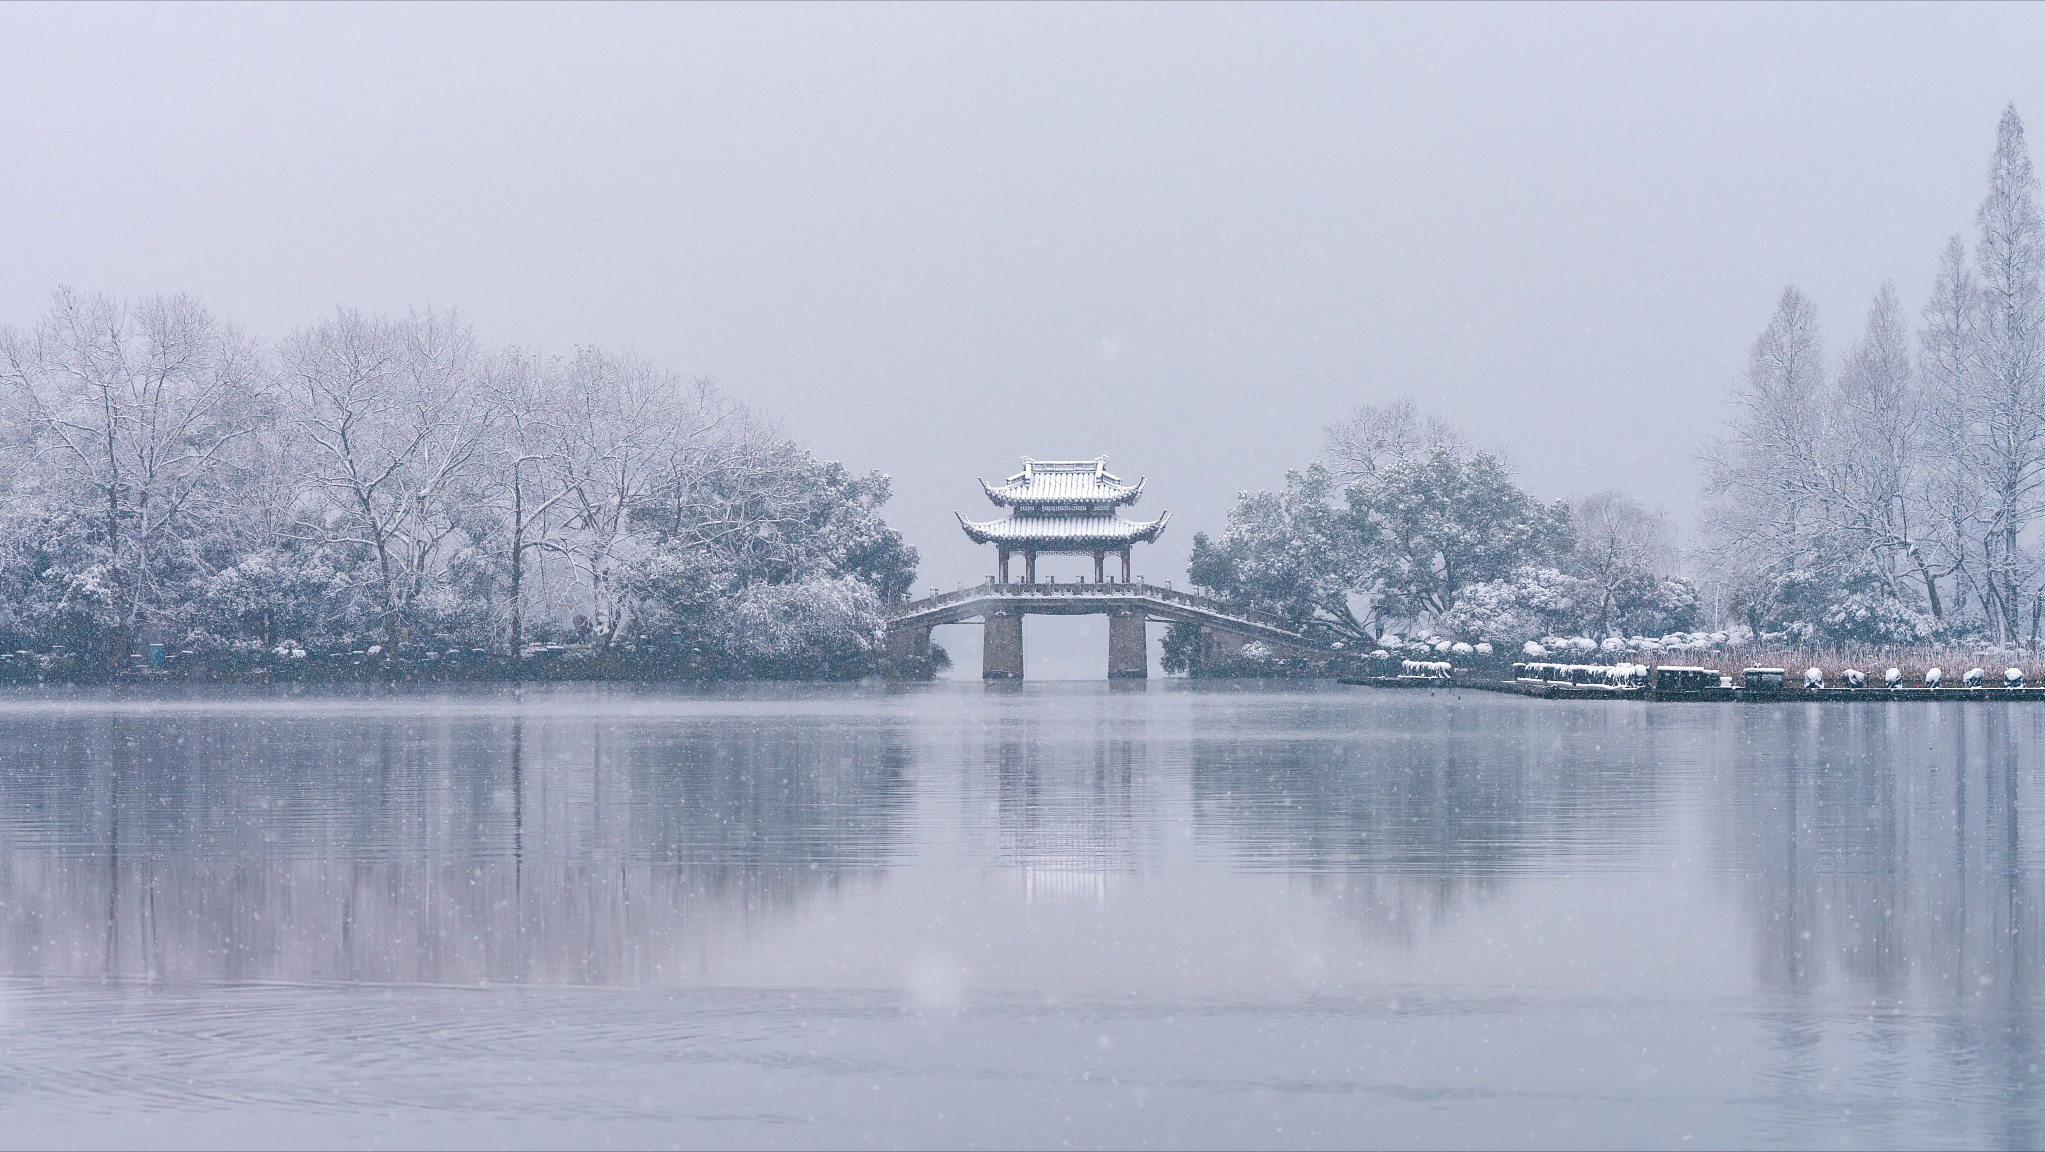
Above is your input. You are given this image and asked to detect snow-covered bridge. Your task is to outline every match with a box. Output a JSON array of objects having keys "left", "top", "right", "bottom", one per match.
[
  {"left": 884, "top": 580, "right": 1315, "bottom": 679},
  {"left": 892, "top": 456, "right": 1317, "bottom": 678}
]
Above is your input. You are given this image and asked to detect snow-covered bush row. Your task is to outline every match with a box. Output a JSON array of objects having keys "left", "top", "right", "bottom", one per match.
[
  {"left": 0, "top": 291, "right": 919, "bottom": 678},
  {"left": 1439, "top": 566, "right": 1699, "bottom": 648},
  {"left": 1513, "top": 661, "right": 1648, "bottom": 688}
]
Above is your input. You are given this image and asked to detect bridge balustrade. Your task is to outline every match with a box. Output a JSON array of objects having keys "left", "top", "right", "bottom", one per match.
[{"left": 893, "top": 581, "right": 1289, "bottom": 633}]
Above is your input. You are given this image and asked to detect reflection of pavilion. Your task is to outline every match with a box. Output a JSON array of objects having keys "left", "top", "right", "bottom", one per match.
[{"left": 992, "top": 724, "right": 1142, "bottom": 905}]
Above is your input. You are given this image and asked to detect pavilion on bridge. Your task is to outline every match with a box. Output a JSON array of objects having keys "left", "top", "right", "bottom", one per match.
[
  {"left": 956, "top": 458, "right": 1169, "bottom": 585},
  {"left": 942, "top": 458, "right": 1169, "bottom": 679},
  {"left": 887, "top": 461, "right": 1302, "bottom": 679}
]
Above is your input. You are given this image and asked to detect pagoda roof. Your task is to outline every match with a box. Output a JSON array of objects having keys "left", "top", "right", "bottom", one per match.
[
  {"left": 956, "top": 511, "right": 1170, "bottom": 550},
  {"left": 980, "top": 458, "right": 1144, "bottom": 508}
]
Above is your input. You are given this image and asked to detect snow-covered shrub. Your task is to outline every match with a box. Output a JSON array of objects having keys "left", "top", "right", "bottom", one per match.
[
  {"left": 1439, "top": 566, "right": 1590, "bottom": 645},
  {"left": 1747, "top": 569, "right": 1941, "bottom": 647},
  {"left": 1818, "top": 591, "right": 1941, "bottom": 646},
  {"left": 722, "top": 575, "right": 888, "bottom": 679}
]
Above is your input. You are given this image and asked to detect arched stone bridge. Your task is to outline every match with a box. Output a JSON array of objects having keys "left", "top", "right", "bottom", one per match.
[{"left": 884, "top": 581, "right": 1317, "bottom": 679}]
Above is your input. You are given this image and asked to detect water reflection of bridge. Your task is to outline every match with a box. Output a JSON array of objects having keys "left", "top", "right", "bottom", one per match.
[{"left": 887, "top": 581, "right": 1314, "bottom": 680}]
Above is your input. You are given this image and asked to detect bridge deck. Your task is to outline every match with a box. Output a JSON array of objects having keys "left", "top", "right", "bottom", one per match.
[{"left": 890, "top": 581, "right": 1312, "bottom": 646}]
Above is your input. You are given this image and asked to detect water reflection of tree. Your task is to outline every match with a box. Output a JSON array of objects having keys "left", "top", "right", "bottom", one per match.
[
  {"left": 0, "top": 700, "right": 912, "bottom": 985},
  {"left": 1719, "top": 704, "right": 2041, "bottom": 1146},
  {"left": 1189, "top": 700, "right": 1671, "bottom": 944},
  {"left": 1719, "top": 706, "right": 2038, "bottom": 998}
]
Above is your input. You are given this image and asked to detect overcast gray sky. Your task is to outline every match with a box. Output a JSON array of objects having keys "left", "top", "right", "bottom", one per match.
[{"left": 5, "top": 1, "right": 2042, "bottom": 672}]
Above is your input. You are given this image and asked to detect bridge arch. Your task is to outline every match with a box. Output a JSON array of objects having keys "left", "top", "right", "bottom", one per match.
[{"left": 884, "top": 581, "right": 1315, "bottom": 680}]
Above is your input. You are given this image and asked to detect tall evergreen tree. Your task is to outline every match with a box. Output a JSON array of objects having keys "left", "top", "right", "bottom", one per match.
[{"left": 1969, "top": 103, "right": 2045, "bottom": 642}]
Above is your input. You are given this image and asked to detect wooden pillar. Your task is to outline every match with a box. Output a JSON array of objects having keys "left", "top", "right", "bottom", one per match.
[
  {"left": 983, "top": 611, "right": 1024, "bottom": 680},
  {"left": 1093, "top": 551, "right": 1105, "bottom": 583},
  {"left": 1120, "top": 547, "right": 1132, "bottom": 583},
  {"left": 1108, "top": 609, "right": 1147, "bottom": 679},
  {"left": 997, "top": 547, "right": 1010, "bottom": 584},
  {"left": 1025, "top": 549, "right": 1038, "bottom": 584}
]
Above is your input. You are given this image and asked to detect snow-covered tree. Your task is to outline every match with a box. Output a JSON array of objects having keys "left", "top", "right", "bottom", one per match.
[
  {"left": 0, "top": 289, "right": 920, "bottom": 677},
  {"left": 1961, "top": 103, "right": 2045, "bottom": 643},
  {"left": 1919, "top": 235, "right": 1984, "bottom": 623},
  {"left": 1188, "top": 404, "right": 1571, "bottom": 646},
  {"left": 1186, "top": 465, "right": 1375, "bottom": 644},
  {"left": 1348, "top": 449, "right": 1572, "bottom": 621},
  {"left": 1437, "top": 567, "right": 1590, "bottom": 644},
  {"left": 550, "top": 351, "right": 700, "bottom": 647},
  {"left": 1699, "top": 285, "right": 1830, "bottom": 627},
  {"left": 0, "top": 289, "right": 264, "bottom": 664},
  {"left": 281, "top": 308, "right": 490, "bottom": 651},
  {"left": 1563, "top": 490, "right": 1677, "bottom": 637}
]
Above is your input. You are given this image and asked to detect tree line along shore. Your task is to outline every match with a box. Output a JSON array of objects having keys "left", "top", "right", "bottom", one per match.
[
  {"left": 1173, "top": 104, "right": 2045, "bottom": 678},
  {"left": 8, "top": 105, "right": 2045, "bottom": 685},
  {"left": 0, "top": 298, "right": 925, "bottom": 682}
]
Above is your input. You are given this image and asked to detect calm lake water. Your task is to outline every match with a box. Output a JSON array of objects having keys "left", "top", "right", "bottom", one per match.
[{"left": 0, "top": 681, "right": 2039, "bottom": 1150}]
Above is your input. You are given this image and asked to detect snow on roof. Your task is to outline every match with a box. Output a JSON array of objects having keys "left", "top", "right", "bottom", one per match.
[
  {"left": 980, "top": 457, "right": 1144, "bottom": 508},
  {"left": 955, "top": 511, "right": 1170, "bottom": 548}
]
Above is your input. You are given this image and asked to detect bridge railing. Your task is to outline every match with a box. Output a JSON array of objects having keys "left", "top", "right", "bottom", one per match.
[{"left": 893, "top": 581, "right": 1297, "bottom": 634}]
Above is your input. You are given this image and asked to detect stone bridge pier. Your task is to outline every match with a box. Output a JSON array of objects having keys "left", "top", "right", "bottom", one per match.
[
  {"left": 974, "top": 608, "right": 1143, "bottom": 679},
  {"left": 1108, "top": 609, "right": 1147, "bottom": 679},
  {"left": 883, "top": 623, "right": 932, "bottom": 670},
  {"left": 976, "top": 607, "right": 1141, "bottom": 679},
  {"left": 886, "top": 582, "right": 1313, "bottom": 682},
  {"left": 983, "top": 611, "right": 1024, "bottom": 680}
]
